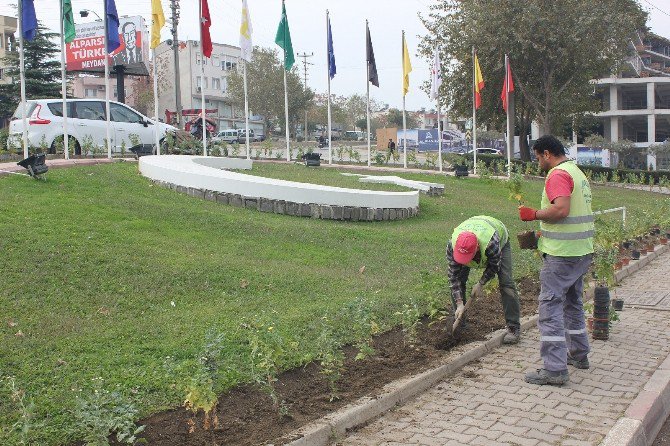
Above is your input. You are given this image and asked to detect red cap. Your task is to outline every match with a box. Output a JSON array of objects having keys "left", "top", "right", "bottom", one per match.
[{"left": 454, "top": 231, "right": 479, "bottom": 265}]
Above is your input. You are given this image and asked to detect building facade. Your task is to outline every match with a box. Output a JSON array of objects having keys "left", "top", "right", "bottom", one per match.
[
  {"left": 71, "top": 75, "right": 150, "bottom": 112},
  {"left": 155, "top": 40, "right": 263, "bottom": 133},
  {"left": 594, "top": 32, "right": 670, "bottom": 170},
  {"left": 0, "top": 15, "right": 16, "bottom": 85}
]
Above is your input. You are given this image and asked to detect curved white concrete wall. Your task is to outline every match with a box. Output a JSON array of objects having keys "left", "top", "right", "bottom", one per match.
[{"left": 139, "top": 155, "right": 419, "bottom": 209}]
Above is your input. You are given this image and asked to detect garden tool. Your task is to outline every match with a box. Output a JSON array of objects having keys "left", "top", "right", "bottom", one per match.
[{"left": 452, "top": 283, "right": 483, "bottom": 334}]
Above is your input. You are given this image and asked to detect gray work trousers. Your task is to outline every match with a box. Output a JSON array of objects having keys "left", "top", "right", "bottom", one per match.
[
  {"left": 538, "top": 254, "right": 593, "bottom": 372},
  {"left": 451, "top": 241, "right": 521, "bottom": 329}
]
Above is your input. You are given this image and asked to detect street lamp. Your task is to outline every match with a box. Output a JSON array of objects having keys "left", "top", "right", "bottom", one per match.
[{"left": 79, "top": 9, "right": 102, "bottom": 21}]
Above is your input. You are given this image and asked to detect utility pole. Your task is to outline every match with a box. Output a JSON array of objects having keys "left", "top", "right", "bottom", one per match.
[
  {"left": 296, "top": 52, "right": 314, "bottom": 141},
  {"left": 170, "top": 0, "right": 182, "bottom": 129}
]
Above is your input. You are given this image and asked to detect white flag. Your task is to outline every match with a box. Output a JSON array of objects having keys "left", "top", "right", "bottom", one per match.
[
  {"left": 240, "top": 0, "right": 253, "bottom": 62},
  {"left": 430, "top": 47, "right": 442, "bottom": 100}
]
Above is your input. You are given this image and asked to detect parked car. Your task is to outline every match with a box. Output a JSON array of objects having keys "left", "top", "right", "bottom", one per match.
[
  {"left": 344, "top": 130, "right": 365, "bottom": 141},
  {"left": 253, "top": 132, "right": 266, "bottom": 142},
  {"left": 8, "top": 99, "right": 178, "bottom": 155},
  {"left": 466, "top": 147, "right": 504, "bottom": 156},
  {"left": 237, "top": 129, "right": 256, "bottom": 142},
  {"left": 213, "top": 129, "right": 241, "bottom": 144}
]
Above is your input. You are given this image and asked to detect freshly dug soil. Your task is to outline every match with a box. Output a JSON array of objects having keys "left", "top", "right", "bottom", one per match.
[{"left": 118, "top": 278, "right": 540, "bottom": 446}]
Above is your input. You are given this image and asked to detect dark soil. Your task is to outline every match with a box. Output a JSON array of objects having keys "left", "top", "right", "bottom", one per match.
[{"left": 117, "top": 278, "right": 540, "bottom": 446}]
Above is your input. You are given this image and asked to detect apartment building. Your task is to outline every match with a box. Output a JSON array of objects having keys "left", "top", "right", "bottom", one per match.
[
  {"left": 594, "top": 32, "right": 670, "bottom": 169},
  {"left": 154, "top": 40, "right": 263, "bottom": 133},
  {"left": 71, "top": 75, "right": 149, "bottom": 111}
]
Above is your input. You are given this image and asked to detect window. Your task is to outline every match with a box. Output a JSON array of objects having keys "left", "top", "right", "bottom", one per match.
[
  {"left": 84, "top": 88, "right": 98, "bottom": 98},
  {"left": 221, "top": 77, "right": 227, "bottom": 92},
  {"left": 196, "top": 54, "right": 201, "bottom": 65},
  {"left": 203, "top": 77, "right": 208, "bottom": 89},
  {"left": 213, "top": 56, "right": 220, "bottom": 67},
  {"left": 74, "top": 101, "right": 106, "bottom": 120},
  {"left": 0, "top": 68, "right": 4, "bottom": 78},
  {"left": 110, "top": 103, "right": 142, "bottom": 123},
  {"left": 47, "top": 102, "right": 74, "bottom": 117},
  {"left": 196, "top": 76, "right": 202, "bottom": 88},
  {"left": 212, "top": 78, "right": 220, "bottom": 90}
]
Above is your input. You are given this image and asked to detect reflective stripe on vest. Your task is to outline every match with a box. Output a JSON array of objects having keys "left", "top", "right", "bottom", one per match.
[
  {"left": 451, "top": 216, "right": 508, "bottom": 268},
  {"left": 538, "top": 161, "right": 595, "bottom": 257}
]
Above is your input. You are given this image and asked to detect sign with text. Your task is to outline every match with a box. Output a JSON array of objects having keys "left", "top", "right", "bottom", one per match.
[{"left": 66, "top": 16, "right": 149, "bottom": 76}]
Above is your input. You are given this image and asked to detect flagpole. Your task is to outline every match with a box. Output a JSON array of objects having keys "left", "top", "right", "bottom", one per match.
[
  {"left": 437, "top": 103, "right": 442, "bottom": 172},
  {"left": 241, "top": 64, "right": 250, "bottom": 160},
  {"left": 104, "top": 0, "right": 112, "bottom": 159},
  {"left": 18, "top": 0, "right": 29, "bottom": 159},
  {"left": 505, "top": 54, "right": 512, "bottom": 177},
  {"left": 199, "top": 0, "right": 207, "bottom": 156},
  {"left": 153, "top": 48, "right": 160, "bottom": 155},
  {"left": 326, "top": 10, "right": 332, "bottom": 165},
  {"left": 283, "top": 62, "right": 290, "bottom": 161},
  {"left": 366, "top": 20, "right": 371, "bottom": 168},
  {"left": 59, "top": 0, "right": 70, "bottom": 160},
  {"left": 472, "top": 46, "right": 477, "bottom": 175}
]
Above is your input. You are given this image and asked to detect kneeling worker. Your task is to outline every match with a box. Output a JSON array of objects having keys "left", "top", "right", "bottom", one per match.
[{"left": 447, "top": 215, "right": 521, "bottom": 344}]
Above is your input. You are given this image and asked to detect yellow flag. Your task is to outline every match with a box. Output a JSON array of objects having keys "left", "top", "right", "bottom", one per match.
[
  {"left": 151, "top": 0, "right": 166, "bottom": 50},
  {"left": 402, "top": 33, "right": 412, "bottom": 96},
  {"left": 474, "top": 53, "right": 485, "bottom": 109}
]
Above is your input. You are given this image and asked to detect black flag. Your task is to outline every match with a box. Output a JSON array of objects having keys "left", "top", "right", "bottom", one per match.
[{"left": 366, "top": 23, "right": 379, "bottom": 87}]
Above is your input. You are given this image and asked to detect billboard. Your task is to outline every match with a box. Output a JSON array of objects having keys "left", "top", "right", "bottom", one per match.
[{"left": 66, "top": 16, "right": 149, "bottom": 76}]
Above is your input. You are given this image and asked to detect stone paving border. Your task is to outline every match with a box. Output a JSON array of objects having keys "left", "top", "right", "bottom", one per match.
[{"left": 280, "top": 240, "right": 670, "bottom": 446}]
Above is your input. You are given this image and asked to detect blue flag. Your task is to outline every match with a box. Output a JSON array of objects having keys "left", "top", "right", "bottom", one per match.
[
  {"left": 105, "top": 0, "right": 121, "bottom": 53},
  {"left": 21, "top": 0, "right": 38, "bottom": 41},
  {"left": 327, "top": 16, "right": 336, "bottom": 80}
]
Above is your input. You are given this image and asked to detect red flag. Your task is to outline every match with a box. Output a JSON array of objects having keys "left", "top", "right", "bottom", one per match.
[
  {"left": 200, "top": 0, "right": 212, "bottom": 58},
  {"left": 501, "top": 59, "right": 514, "bottom": 112}
]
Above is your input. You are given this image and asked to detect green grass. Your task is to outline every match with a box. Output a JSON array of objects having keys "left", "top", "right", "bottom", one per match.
[{"left": 0, "top": 162, "right": 666, "bottom": 445}]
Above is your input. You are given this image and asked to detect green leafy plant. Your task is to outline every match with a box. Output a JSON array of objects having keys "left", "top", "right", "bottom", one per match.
[
  {"left": 231, "top": 141, "right": 241, "bottom": 157},
  {"left": 425, "top": 152, "right": 437, "bottom": 169},
  {"left": 346, "top": 296, "right": 378, "bottom": 360},
  {"left": 315, "top": 316, "right": 345, "bottom": 401},
  {"left": 373, "top": 151, "right": 386, "bottom": 166},
  {"left": 70, "top": 377, "right": 144, "bottom": 446},
  {"left": 395, "top": 298, "right": 421, "bottom": 346},
  {"left": 425, "top": 293, "right": 448, "bottom": 326},
  {"left": 243, "top": 317, "right": 288, "bottom": 416},
  {"left": 3, "top": 376, "right": 44, "bottom": 446},
  {"left": 506, "top": 173, "right": 525, "bottom": 204}
]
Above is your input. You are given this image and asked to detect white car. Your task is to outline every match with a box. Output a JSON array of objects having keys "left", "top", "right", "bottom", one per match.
[{"left": 9, "top": 99, "right": 178, "bottom": 155}]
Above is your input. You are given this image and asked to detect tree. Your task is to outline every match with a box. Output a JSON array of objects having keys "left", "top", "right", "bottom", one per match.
[
  {"left": 0, "top": 24, "right": 63, "bottom": 121},
  {"left": 306, "top": 93, "right": 348, "bottom": 131},
  {"left": 385, "top": 108, "right": 418, "bottom": 129},
  {"left": 419, "top": 0, "right": 646, "bottom": 160},
  {"left": 227, "top": 47, "right": 313, "bottom": 136}
]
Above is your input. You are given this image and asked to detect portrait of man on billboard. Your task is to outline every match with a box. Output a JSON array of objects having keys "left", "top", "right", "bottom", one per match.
[{"left": 113, "top": 21, "right": 142, "bottom": 66}]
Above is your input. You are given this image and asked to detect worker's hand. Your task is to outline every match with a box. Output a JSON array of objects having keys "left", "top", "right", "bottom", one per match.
[
  {"left": 454, "top": 301, "right": 465, "bottom": 321},
  {"left": 471, "top": 282, "right": 484, "bottom": 299},
  {"left": 519, "top": 206, "right": 538, "bottom": 222}
]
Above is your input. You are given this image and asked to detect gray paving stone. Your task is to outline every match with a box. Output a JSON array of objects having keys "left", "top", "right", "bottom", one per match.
[{"left": 339, "top": 251, "right": 670, "bottom": 446}]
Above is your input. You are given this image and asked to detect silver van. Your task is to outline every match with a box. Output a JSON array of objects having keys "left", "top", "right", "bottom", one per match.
[{"left": 213, "top": 129, "right": 240, "bottom": 144}]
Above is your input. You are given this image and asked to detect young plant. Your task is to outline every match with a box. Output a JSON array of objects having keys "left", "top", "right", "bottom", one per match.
[
  {"left": 70, "top": 377, "right": 144, "bottom": 446},
  {"left": 4, "top": 376, "right": 44, "bottom": 446},
  {"left": 426, "top": 293, "right": 448, "bottom": 326},
  {"left": 243, "top": 317, "right": 288, "bottom": 416},
  {"left": 346, "top": 296, "right": 378, "bottom": 360},
  {"left": 506, "top": 173, "right": 525, "bottom": 204},
  {"left": 315, "top": 316, "right": 345, "bottom": 401},
  {"left": 395, "top": 298, "right": 421, "bottom": 346},
  {"left": 231, "top": 141, "right": 241, "bottom": 157}
]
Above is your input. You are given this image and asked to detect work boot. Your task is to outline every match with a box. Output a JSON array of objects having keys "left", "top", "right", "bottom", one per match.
[
  {"left": 502, "top": 326, "right": 520, "bottom": 344},
  {"left": 524, "top": 368, "right": 569, "bottom": 386},
  {"left": 567, "top": 355, "right": 590, "bottom": 369}
]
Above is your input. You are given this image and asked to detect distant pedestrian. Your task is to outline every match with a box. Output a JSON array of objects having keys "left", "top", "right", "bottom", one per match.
[
  {"left": 519, "top": 135, "right": 594, "bottom": 386},
  {"left": 387, "top": 138, "right": 396, "bottom": 160}
]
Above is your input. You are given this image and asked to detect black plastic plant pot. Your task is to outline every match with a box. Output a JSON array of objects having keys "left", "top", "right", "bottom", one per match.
[
  {"left": 592, "top": 332, "right": 609, "bottom": 341},
  {"left": 594, "top": 287, "right": 610, "bottom": 302},
  {"left": 631, "top": 250, "right": 640, "bottom": 260},
  {"left": 622, "top": 241, "right": 631, "bottom": 249},
  {"left": 612, "top": 299, "right": 624, "bottom": 311}
]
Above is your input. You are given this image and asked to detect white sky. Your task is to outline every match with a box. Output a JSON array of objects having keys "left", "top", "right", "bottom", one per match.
[{"left": 1, "top": 0, "right": 669, "bottom": 111}]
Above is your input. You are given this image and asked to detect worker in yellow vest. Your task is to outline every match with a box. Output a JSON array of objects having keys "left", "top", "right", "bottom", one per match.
[
  {"left": 519, "top": 135, "right": 594, "bottom": 386},
  {"left": 447, "top": 215, "right": 521, "bottom": 344}
]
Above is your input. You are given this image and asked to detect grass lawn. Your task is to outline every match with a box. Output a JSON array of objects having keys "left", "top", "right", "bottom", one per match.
[{"left": 0, "top": 161, "right": 665, "bottom": 445}]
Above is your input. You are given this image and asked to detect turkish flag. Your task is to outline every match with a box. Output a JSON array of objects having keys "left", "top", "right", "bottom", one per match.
[{"left": 200, "top": 0, "right": 212, "bottom": 58}]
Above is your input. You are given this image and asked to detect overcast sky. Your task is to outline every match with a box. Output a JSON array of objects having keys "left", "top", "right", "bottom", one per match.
[{"left": 1, "top": 0, "right": 669, "bottom": 111}]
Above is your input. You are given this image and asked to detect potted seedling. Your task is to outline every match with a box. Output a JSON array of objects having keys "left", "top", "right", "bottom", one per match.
[
  {"left": 507, "top": 173, "right": 537, "bottom": 249},
  {"left": 583, "top": 302, "right": 594, "bottom": 332}
]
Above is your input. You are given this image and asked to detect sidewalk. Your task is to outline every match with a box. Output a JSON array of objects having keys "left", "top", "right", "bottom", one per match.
[{"left": 337, "top": 251, "right": 670, "bottom": 446}]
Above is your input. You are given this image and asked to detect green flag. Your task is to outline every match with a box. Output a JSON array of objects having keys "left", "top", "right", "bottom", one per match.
[
  {"left": 63, "top": 0, "right": 76, "bottom": 43},
  {"left": 274, "top": 0, "right": 294, "bottom": 70}
]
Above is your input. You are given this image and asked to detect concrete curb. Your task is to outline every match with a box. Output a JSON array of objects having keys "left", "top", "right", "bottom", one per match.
[
  {"left": 601, "top": 350, "right": 670, "bottom": 446},
  {"left": 615, "top": 244, "right": 670, "bottom": 286},
  {"left": 281, "top": 314, "right": 539, "bottom": 446}
]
